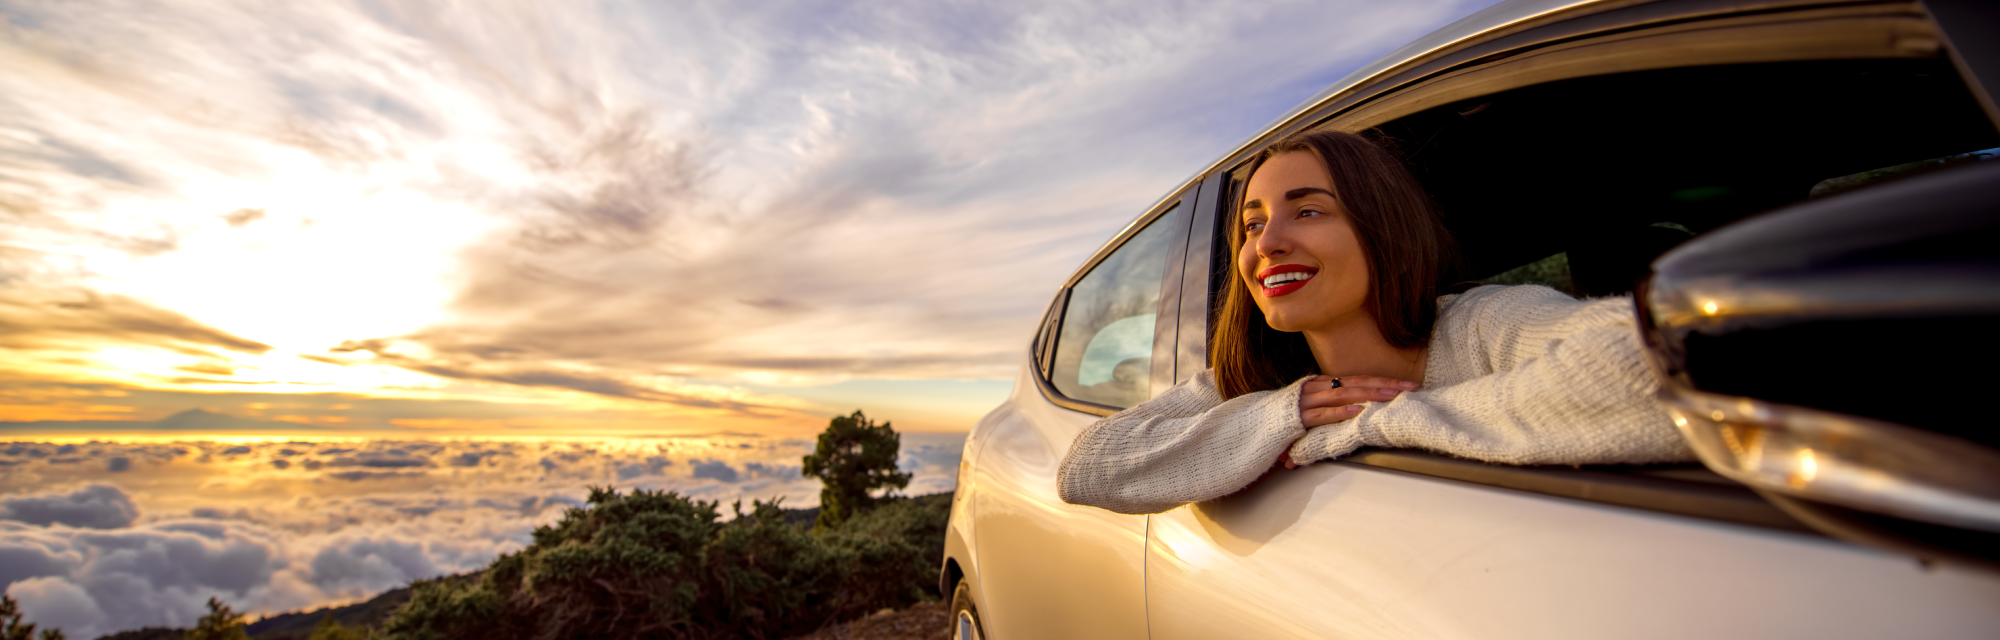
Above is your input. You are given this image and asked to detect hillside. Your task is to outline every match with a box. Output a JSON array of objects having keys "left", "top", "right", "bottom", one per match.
[{"left": 92, "top": 491, "right": 952, "bottom": 640}]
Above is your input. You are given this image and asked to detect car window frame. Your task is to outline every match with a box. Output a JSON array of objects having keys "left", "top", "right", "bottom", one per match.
[{"left": 1032, "top": 186, "right": 1203, "bottom": 417}]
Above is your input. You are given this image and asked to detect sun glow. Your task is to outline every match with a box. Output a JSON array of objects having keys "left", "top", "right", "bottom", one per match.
[{"left": 92, "top": 154, "right": 495, "bottom": 355}]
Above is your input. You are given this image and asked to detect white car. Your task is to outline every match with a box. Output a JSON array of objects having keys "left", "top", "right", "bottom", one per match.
[{"left": 938, "top": 0, "right": 2000, "bottom": 638}]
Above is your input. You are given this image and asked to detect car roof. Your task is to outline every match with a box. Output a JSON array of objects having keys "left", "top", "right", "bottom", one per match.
[
  {"left": 1096, "top": 0, "right": 1615, "bottom": 254},
  {"left": 1231, "top": 0, "right": 1604, "bottom": 172}
]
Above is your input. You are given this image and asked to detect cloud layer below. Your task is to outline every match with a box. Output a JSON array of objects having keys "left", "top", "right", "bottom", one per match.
[{"left": 0, "top": 433, "right": 964, "bottom": 638}]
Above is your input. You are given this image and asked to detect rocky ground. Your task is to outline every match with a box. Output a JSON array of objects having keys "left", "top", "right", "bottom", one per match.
[{"left": 783, "top": 600, "right": 951, "bottom": 640}]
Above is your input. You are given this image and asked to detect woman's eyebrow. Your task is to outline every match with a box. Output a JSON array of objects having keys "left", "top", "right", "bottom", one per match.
[
  {"left": 1243, "top": 187, "right": 1335, "bottom": 215},
  {"left": 1285, "top": 187, "right": 1336, "bottom": 201}
]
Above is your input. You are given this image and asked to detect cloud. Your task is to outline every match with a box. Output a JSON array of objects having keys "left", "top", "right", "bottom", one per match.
[
  {"left": 219, "top": 209, "right": 266, "bottom": 228},
  {"left": 0, "top": 540, "right": 78, "bottom": 590},
  {"left": 689, "top": 459, "right": 739, "bottom": 483},
  {"left": 615, "top": 456, "right": 673, "bottom": 481},
  {"left": 741, "top": 462, "right": 800, "bottom": 480},
  {"left": 899, "top": 443, "right": 963, "bottom": 473},
  {"left": 0, "top": 289, "right": 273, "bottom": 359},
  {"left": 0, "top": 485, "right": 140, "bottom": 529},
  {"left": 448, "top": 450, "right": 506, "bottom": 467},
  {"left": 7, "top": 576, "right": 104, "bottom": 634},
  {"left": 0, "top": 519, "right": 285, "bottom": 638},
  {"left": 309, "top": 539, "right": 440, "bottom": 593},
  {"left": 0, "top": 0, "right": 1495, "bottom": 419},
  {"left": 326, "top": 470, "right": 426, "bottom": 482}
]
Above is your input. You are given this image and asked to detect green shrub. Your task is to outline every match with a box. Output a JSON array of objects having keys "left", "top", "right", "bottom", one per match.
[
  {"left": 385, "top": 487, "right": 720, "bottom": 639},
  {"left": 382, "top": 411, "right": 952, "bottom": 638},
  {"left": 305, "top": 615, "right": 363, "bottom": 640},
  {"left": 385, "top": 488, "right": 955, "bottom": 640},
  {"left": 697, "top": 500, "right": 848, "bottom": 638},
  {"left": 821, "top": 495, "right": 952, "bottom": 614}
]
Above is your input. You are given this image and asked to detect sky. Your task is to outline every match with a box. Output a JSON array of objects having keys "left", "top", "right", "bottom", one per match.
[
  {"left": 0, "top": 0, "right": 1510, "bottom": 634},
  {"left": 0, "top": 0, "right": 1501, "bottom": 438}
]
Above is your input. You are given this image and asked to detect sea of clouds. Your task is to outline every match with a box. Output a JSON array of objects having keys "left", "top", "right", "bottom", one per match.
[{"left": 0, "top": 434, "right": 964, "bottom": 638}]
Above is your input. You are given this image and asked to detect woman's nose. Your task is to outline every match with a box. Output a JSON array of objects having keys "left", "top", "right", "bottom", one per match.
[{"left": 1255, "top": 219, "right": 1292, "bottom": 257}]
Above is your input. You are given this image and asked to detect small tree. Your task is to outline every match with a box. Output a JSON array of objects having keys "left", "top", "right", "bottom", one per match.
[
  {"left": 186, "top": 597, "right": 250, "bottom": 640},
  {"left": 2, "top": 594, "right": 66, "bottom": 640},
  {"left": 802, "top": 410, "right": 912, "bottom": 530}
]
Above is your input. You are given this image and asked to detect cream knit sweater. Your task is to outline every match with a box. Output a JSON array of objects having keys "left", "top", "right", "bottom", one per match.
[{"left": 1056, "top": 284, "right": 1696, "bottom": 515}]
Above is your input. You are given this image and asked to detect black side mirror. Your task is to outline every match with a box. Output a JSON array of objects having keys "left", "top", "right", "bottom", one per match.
[{"left": 1639, "top": 160, "right": 2000, "bottom": 567}]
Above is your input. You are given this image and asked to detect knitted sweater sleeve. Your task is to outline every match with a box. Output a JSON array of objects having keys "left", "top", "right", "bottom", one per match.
[
  {"left": 1057, "top": 370, "right": 1309, "bottom": 515},
  {"left": 1288, "top": 285, "right": 1696, "bottom": 466}
]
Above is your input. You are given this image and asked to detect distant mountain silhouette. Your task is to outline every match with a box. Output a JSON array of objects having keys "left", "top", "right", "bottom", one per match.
[{"left": 0, "top": 409, "right": 334, "bottom": 434}]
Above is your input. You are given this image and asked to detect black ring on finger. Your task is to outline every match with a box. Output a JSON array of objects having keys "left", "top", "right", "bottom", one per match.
[{"left": 1327, "top": 377, "right": 1342, "bottom": 390}]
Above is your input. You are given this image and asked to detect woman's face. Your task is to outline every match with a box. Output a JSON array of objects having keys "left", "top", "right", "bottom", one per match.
[{"left": 1238, "top": 151, "right": 1371, "bottom": 333}]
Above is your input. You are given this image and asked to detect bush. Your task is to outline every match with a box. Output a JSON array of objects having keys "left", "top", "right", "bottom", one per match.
[
  {"left": 697, "top": 500, "right": 847, "bottom": 637},
  {"left": 385, "top": 487, "right": 721, "bottom": 639},
  {"left": 383, "top": 488, "right": 949, "bottom": 640},
  {"left": 383, "top": 408, "right": 951, "bottom": 639},
  {"left": 306, "top": 616, "right": 364, "bottom": 640},
  {"left": 821, "top": 495, "right": 952, "bottom": 612}
]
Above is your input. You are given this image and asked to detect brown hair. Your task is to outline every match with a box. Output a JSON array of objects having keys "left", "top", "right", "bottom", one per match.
[{"left": 1210, "top": 129, "right": 1462, "bottom": 399}]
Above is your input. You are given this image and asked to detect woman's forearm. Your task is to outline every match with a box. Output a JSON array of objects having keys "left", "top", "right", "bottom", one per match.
[{"left": 1058, "top": 371, "right": 1308, "bottom": 514}]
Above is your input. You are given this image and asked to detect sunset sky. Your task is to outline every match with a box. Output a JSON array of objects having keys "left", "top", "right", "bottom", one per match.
[
  {"left": 0, "top": 1, "right": 1529, "bottom": 635},
  {"left": 1, "top": 0, "right": 1499, "bottom": 437}
]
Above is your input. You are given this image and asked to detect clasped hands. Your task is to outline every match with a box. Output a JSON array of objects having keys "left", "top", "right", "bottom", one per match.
[{"left": 1279, "top": 374, "right": 1419, "bottom": 469}]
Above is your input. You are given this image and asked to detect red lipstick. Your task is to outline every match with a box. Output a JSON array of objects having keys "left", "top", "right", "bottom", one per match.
[{"left": 1256, "top": 264, "right": 1318, "bottom": 298}]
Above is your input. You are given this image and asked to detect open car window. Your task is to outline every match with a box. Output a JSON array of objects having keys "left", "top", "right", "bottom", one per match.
[{"left": 1183, "top": 4, "right": 2000, "bottom": 533}]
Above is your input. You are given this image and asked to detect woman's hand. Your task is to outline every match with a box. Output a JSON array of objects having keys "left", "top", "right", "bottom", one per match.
[{"left": 1298, "top": 374, "right": 1417, "bottom": 429}]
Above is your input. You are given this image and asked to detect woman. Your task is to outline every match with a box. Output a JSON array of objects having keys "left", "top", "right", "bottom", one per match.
[{"left": 1056, "top": 130, "right": 1694, "bottom": 515}]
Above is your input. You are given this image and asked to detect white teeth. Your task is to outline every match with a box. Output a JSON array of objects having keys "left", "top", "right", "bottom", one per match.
[{"left": 1262, "top": 271, "right": 1314, "bottom": 287}]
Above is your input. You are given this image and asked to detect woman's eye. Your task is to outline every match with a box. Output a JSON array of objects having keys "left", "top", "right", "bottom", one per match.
[
  {"left": 1299, "top": 208, "right": 1324, "bottom": 219},
  {"left": 1244, "top": 221, "right": 1265, "bottom": 233}
]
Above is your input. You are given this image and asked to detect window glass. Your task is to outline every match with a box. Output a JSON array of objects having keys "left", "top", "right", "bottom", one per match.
[{"left": 1051, "top": 206, "right": 1179, "bottom": 408}]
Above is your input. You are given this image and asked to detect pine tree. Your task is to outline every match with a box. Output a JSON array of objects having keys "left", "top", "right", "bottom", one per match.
[
  {"left": 801, "top": 410, "right": 911, "bottom": 530},
  {"left": 186, "top": 597, "right": 250, "bottom": 640},
  {"left": 1, "top": 594, "right": 65, "bottom": 640}
]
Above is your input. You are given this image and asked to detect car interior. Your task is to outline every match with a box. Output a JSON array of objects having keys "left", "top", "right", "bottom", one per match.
[{"left": 1384, "top": 57, "right": 1996, "bottom": 291}]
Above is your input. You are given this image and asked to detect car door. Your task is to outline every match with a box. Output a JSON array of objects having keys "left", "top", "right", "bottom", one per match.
[
  {"left": 967, "top": 188, "right": 1197, "bottom": 639},
  {"left": 1144, "top": 1, "right": 2000, "bottom": 638}
]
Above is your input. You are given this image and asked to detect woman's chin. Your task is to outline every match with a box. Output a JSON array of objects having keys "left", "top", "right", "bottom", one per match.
[{"left": 1263, "top": 314, "right": 1309, "bottom": 333}]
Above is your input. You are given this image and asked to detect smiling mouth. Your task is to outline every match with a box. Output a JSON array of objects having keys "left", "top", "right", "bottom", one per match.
[{"left": 1257, "top": 266, "right": 1318, "bottom": 297}]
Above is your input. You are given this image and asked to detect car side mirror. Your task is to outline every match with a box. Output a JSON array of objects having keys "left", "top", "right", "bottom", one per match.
[{"left": 1638, "top": 159, "right": 2000, "bottom": 565}]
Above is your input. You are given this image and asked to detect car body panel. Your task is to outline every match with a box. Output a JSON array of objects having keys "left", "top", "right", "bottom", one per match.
[
  {"left": 1146, "top": 459, "right": 2000, "bottom": 640},
  {"left": 966, "top": 362, "right": 1148, "bottom": 639}
]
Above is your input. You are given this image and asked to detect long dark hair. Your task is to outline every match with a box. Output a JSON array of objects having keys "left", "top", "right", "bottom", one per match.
[{"left": 1210, "top": 130, "right": 1462, "bottom": 399}]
